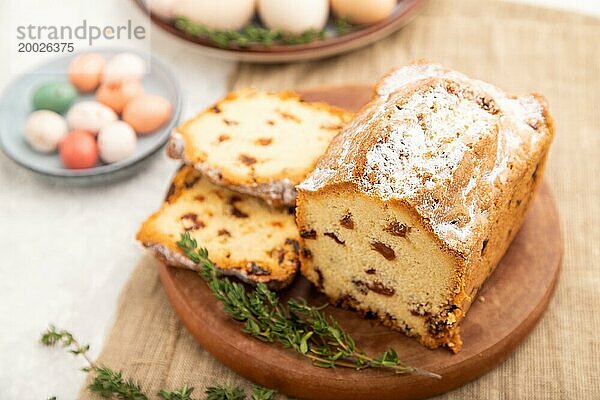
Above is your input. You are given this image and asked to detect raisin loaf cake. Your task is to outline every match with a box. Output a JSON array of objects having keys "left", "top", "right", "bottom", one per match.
[
  {"left": 296, "top": 62, "right": 555, "bottom": 352},
  {"left": 137, "top": 165, "right": 300, "bottom": 289},
  {"left": 168, "top": 89, "right": 352, "bottom": 207}
]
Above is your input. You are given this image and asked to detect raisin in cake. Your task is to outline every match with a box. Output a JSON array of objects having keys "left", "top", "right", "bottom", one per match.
[
  {"left": 168, "top": 89, "right": 352, "bottom": 207},
  {"left": 137, "top": 165, "right": 300, "bottom": 289},
  {"left": 296, "top": 62, "right": 555, "bottom": 352}
]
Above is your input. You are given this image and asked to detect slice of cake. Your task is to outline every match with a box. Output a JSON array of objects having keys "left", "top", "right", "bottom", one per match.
[
  {"left": 168, "top": 89, "right": 353, "bottom": 207},
  {"left": 296, "top": 62, "right": 555, "bottom": 352},
  {"left": 137, "top": 165, "right": 300, "bottom": 289}
]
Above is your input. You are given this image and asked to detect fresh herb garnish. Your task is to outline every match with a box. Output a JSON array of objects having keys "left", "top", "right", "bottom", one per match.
[
  {"left": 174, "top": 17, "right": 355, "bottom": 48},
  {"left": 40, "top": 231, "right": 439, "bottom": 399},
  {"left": 41, "top": 325, "right": 277, "bottom": 400},
  {"left": 205, "top": 385, "right": 245, "bottom": 400},
  {"left": 41, "top": 325, "right": 149, "bottom": 399},
  {"left": 176, "top": 232, "right": 440, "bottom": 378},
  {"left": 333, "top": 17, "right": 353, "bottom": 35},
  {"left": 249, "top": 384, "right": 276, "bottom": 400},
  {"left": 158, "top": 385, "right": 195, "bottom": 400}
]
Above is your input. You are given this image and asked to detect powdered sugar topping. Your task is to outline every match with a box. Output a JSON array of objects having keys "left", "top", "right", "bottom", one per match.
[
  {"left": 298, "top": 63, "right": 548, "bottom": 254},
  {"left": 360, "top": 83, "right": 496, "bottom": 199}
]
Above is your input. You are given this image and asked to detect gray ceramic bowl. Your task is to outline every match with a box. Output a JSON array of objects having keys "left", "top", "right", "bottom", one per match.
[{"left": 0, "top": 48, "right": 182, "bottom": 181}]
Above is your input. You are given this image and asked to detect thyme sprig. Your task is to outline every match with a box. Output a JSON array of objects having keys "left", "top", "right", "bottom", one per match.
[
  {"left": 174, "top": 17, "right": 355, "bottom": 48},
  {"left": 41, "top": 325, "right": 148, "bottom": 399},
  {"left": 158, "top": 385, "right": 195, "bottom": 400},
  {"left": 41, "top": 324, "right": 94, "bottom": 367},
  {"left": 205, "top": 385, "right": 245, "bottom": 400},
  {"left": 203, "top": 384, "right": 274, "bottom": 400},
  {"left": 41, "top": 325, "right": 276, "bottom": 400},
  {"left": 176, "top": 232, "right": 440, "bottom": 379},
  {"left": 249, "top": 385, "right": 276, "bottom": 400},
  {"left": 89, "top": 367, "right": 148, "bottom": 400}
]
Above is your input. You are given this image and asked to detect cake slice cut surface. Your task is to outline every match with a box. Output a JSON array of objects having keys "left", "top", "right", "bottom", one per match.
[
  {"left": 137, "top": 165, "right": 300, "bottom": 289},
  {"left": 168, "top": 89, "right": 353, "bottom": 207}
]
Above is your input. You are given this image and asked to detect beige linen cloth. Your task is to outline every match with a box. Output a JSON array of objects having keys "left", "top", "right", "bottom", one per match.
[{"left": 81, "top": 0, "right": 600, "bottom": 398}]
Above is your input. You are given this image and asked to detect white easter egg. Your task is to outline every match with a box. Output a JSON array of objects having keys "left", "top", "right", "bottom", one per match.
[
  {"left": 258, "top": 0, "right": 328, "bottom": 35},
  {"left": 24, "top": 110, "right": 68, "bottom": 153},
  {"left": 97, "top": 121, "right": 137, "bottom": 163},
  {"left": 66, "top": 101, "right": 118, "bottom": 134},
  {"left": 103, "top": 53, "right": 147, "bottom": 83},
  {"left": 173, "top": 0, "right": 256, "bottom": 31}
]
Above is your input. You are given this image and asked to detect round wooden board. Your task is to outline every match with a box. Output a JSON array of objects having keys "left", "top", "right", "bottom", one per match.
[{"left": 158, "top": 86, "right": 562, "bottom": 400}]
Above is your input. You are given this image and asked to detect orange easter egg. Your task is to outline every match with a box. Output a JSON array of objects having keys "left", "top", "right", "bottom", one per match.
[
  {"left": 96, "top": 80, "right": 144, "bottom": 114},
  {"left": 122, "top": 95, "right": 173, "bottom": 135},
  {"left": 68, "top": 53, "right": 106, "bottom": 93}
]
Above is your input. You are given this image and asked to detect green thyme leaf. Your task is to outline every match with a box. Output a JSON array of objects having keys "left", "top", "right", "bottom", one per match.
[
  {"left": 89, "top": 366, "right": 148, "bottom": 400},
  {"left": 334, "top": 17, "right": 353, "bottom": 35},
  {"left": 205, "top": 385, "right": 246, "bottom": 400},
  {"left": 251, "top": 384, "right": 276, "bottom": 400},
  {"left": 177, "top": 232, "right": 440, "bottom": 378},
  {"left": 40, "top": 325, "right": 74, "bottom": 347},
  {"left": 42, "top": 324, "right": 283, "bottom": 399},
  {"left": 174, "top": 17, "right": 355, "bottom": 48},
  {"left": 158, "top": 385, "right": 195, "bottom": 400}
]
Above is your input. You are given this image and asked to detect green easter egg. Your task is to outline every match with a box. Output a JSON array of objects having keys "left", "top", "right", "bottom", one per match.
[{"left": 32, "top": 82, "right": 77, "bottom": 114}]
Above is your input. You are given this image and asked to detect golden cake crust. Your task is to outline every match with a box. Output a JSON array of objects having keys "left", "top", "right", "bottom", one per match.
[{"left": 297, "top": 62, "right": 555, "bottom": 351}]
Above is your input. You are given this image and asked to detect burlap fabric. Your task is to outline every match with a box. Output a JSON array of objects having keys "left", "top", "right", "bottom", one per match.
[{"left": 81, "top": 0, "right": 600, "bottom": 398}]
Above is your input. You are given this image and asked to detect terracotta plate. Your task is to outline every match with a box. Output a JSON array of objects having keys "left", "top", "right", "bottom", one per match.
[
  {"left": 158, "top": 85, "right": 562, "bottom": 400},
  {"left": 133, "top": 0, "right": 424, "bottom": 63}
]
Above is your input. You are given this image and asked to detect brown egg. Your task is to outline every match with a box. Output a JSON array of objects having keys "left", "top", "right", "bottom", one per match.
[
  {"left": 122, "top": 95, "right": 173, "bottom": 135},
  {"left": 331, "top": 0, "right": 396, "bottom": 25},
  {"left": 96, "top": 80, "right": 144, "bottom": 114},
  {"left": 68, "top": 53, "right": 106, "bottom": 92}
]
